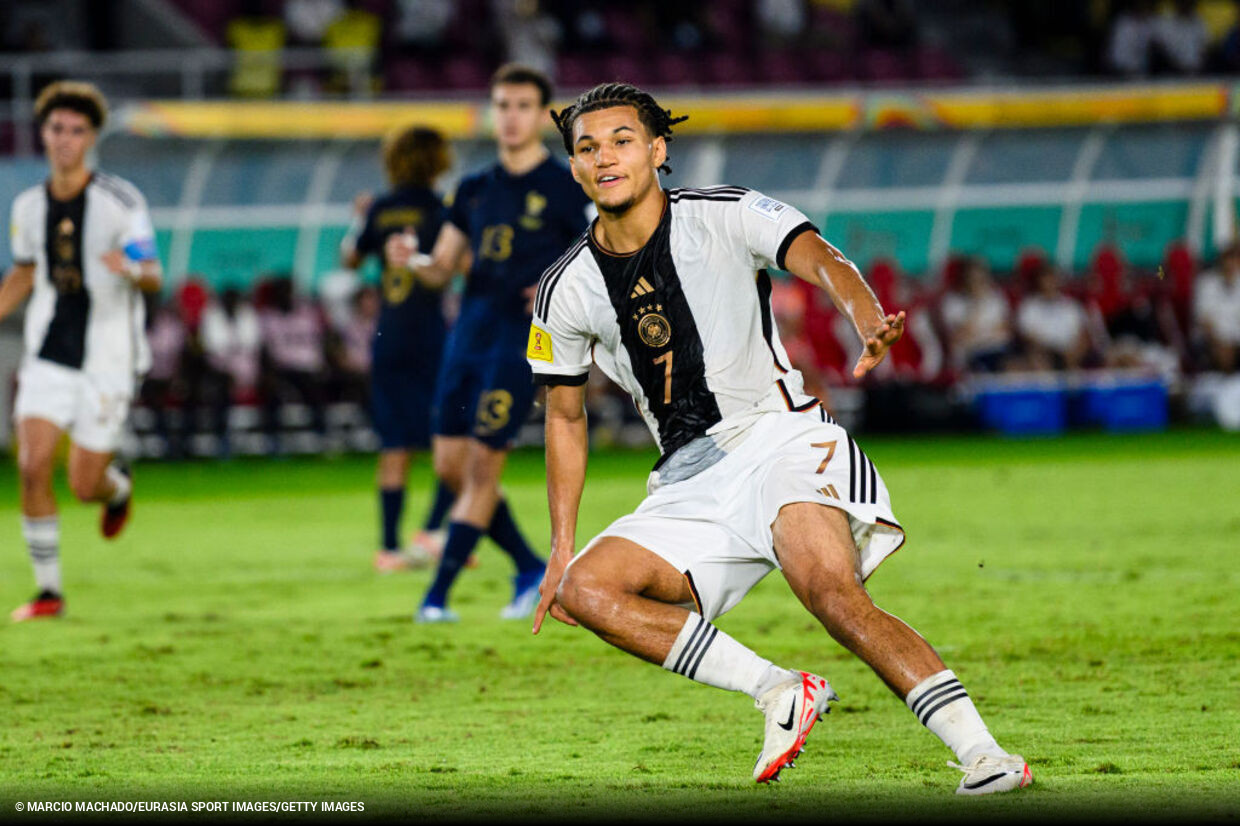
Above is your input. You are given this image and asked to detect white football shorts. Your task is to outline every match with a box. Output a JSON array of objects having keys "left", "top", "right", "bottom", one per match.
[
  {"left": 14, "top": 358, "right": 134, "bottom": 453},
  {"left": 576, "top": 405, "right": 905, "bottom": 622}
]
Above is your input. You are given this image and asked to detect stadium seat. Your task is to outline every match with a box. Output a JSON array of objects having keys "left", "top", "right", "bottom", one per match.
[
  {"left": 801, "top": 50, "right": 853, "bottom": 84},
  {"left": 603, "top": 54, "right": 653, "bottom": 87},
  {"left": 703, "top": 52, "right": 754, "bottom": 87},
  {"left": 557, "top": 55, "right": 602, "bottom": 91},
  {"left": 603, "top": 9, "right": 652, "bottom": 52},
  {"left": 385, "top": 57, "right": 445, "bottom": 92},
  {"left": 654, "top": 53, "right": 702, "bottom": 87},
  {"left": 859, "top": 49, "right": 909, "bottom": 84},
  {"left": 912, "top": 46, "right": 964, "bottom": 82},
  {"left": 441, "top": 56, "right": 491, "bottom": 90}
]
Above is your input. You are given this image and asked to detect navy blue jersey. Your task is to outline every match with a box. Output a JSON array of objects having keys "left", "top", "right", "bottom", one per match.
[
  {"left": 446, "top": 156, "right": 590, "bottom": 356},
  {"left": 355, "top": 185, "right": 447, "bottom": 370}
]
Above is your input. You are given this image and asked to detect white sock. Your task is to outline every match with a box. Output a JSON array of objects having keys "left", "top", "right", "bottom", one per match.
[
  {"left": 906, "top": 669, "right": 1004, "bottom": 764},
  {"left": 662, "top": 613, "right": 796, "bottom": 700},
  {"left": 106, "top": 464, "right": 131, "bottom": 505},
  {"left": 22, "top": 515, "right": 61, "bottom": 595}
]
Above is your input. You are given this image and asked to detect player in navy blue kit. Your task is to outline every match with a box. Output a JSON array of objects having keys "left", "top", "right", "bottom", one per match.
[
  {"left": 386, "top": 65, "right": 591, "bottom": 622},
  {"left": 342, "top": 125, "right": 455, "bottom": 572}
]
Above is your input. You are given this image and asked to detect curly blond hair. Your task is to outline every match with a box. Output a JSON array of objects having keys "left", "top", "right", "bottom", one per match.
[
  {"left": 35, "top": 80, "right": 109, "bottom": 129},
  {"left": 382, "top": 125, "right": 451, "bottom": 188}
]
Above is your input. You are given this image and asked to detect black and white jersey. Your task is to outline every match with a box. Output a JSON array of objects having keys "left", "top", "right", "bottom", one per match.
[
  {"left": 8, "top": 171, "right": 158, "bottom": 377},
  {"left": 528, "top": 186, "right": 819, "bottom": 465}
]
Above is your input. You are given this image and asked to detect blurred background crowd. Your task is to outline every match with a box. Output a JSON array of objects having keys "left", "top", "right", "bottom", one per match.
[
  {"left": 129, "top": 234, "right": 1240, "bottom": 457},
  {"left": 4, "top": 0, "right": 1240, "bottom": 456},
  {"left": 8, "top": 0, "right": 1240, "bottom": 100}
]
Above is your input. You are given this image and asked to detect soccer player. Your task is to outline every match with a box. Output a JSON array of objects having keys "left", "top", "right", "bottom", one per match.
[
  {"left": 386, "top": 64, "right": 591, "bottom": 622},
  {"left": 527, "top": 83, "right": 1032, "bottom": 795},
  {"left": 341, "top": 125, "right": 455, "bottom": 572},
  {"left": 1, "top": 81, "right": 163, "bottom": 621}
]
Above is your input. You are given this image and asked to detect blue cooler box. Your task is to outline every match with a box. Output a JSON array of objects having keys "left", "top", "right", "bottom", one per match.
[
  {"left": 976, "top": 386, "right": 1067, "bottom": 435},
  {"left": 1079, "top": 380, "right": 1168, "bottom": 432}
]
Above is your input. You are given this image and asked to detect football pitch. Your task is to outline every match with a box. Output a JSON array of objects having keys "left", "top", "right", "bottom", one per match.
[{"left": 1, "top": 431, "right": 1237, "bottom": 822}]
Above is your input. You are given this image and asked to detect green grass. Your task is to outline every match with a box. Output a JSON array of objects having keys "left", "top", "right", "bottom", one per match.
[{"left": 1, "top": 431, "right": 1238, "bottom": 822}]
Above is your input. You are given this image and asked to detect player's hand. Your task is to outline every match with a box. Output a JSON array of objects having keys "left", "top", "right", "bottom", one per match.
[
  {"left": 852, "top": 311, "right": 905, "bottom": 378},
  {"left": 101, "top": 248, "right": 141, "bottom": 284},
  {"left": 100, "top": 248, "right": 126, "bottom": 276},
  {"left": 522, "top": 284, "right": 538, "bottom": 315},
  {"left": 384, "top": 228, "right": 417, "bottom": 269},
  {"left": 352, "top": 191, "right": 373, "bottom": 218},
  {"left": 532, "top": 544, "right": 578, "bottom": 635}
]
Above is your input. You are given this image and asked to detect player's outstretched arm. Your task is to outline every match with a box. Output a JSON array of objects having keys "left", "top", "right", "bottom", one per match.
[
  {"left": 533, "top": 381, "right": 589, "bottom": 635},
  {"left": 0, "top": 264, "right": 34, "bottom": 322},
  {"left": 383, "top": 222, "right": 469, "bottom": 289},
  {"left": 784, "top": 231, "right": 905, "bottom": 378}
]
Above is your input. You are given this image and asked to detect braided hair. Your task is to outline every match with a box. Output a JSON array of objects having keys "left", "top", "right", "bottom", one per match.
[{"left": 551, "top": 83, "right": 689, "bottom": 175}]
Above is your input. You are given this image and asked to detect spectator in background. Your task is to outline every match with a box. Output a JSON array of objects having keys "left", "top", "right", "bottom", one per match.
[
  {"left": 202, "top": 286, "right": 262, "bottom": 456},
  {"left": 393, "top": 0, "right": 454, "bottom": 55},
  {"left": 939, "top": 257, "right": 1013, "bottom": 373},
  {"left": 327, "top": 284, "right": 379, "bottom": 406},
  {"left": 771, "top": 274, "right": 829, "bottom": 399},
  {"left": 1194, "top": 242, "right": 1240, "bottom": 372},
  {"left": 1107, "top": 0, "right": 1159, "bottom": 76},
  {"left": 323, "top": 0, "right": 382, "bottom": 94},
  {"left": 284, "top": 0, "right": 342, "bottom": 45},
  {"left": 259, "top": 276, "right": 330, "bottom": 451},
  {"left": 139, "top": 297, "right": 188, "bottom": 457},
  {"left": 756, "top": 0, "right": 808, "bottom": 49},
  {"left": 227, "top": 0, "right": 286, "bottom": 98},
  {"left": 1089, "top": 247, "right": 1180, "bottom": 377},
  {"left": 1017, "top": 263, "right": 1092, "bottom": 370},
  {"left": 492, "top": 0, "right": 562, "bottom": 79},
  {"left": 865, "top": 259, "right": 942, "bottom": 382},
  {"left": 1153, "top": 0, "right": 1209, "bottom": 74}
]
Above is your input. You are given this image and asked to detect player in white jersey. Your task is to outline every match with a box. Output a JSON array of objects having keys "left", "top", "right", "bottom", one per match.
[
  {"left": 0, "top": 82, "right": 163, "bottom": 622},
  {"left": 526, "top": 84, "right": 1031, "bottom": 795}
]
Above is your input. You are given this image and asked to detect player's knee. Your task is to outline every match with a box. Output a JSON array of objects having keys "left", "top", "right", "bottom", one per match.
[
  {"left": 804, "top": 572, "right": 875, "bottom": 632},
  {"left": 556, "top": 565, "right": 615, "bottom": 624},
  {"left": 18, "top": 454, "right": 52, "bottom": 491},
  {"left": 68, "top": 473, "right": 99, "bottom": 503}
]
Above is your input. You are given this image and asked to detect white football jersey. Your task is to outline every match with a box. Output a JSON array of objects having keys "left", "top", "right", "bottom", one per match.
[
  {"left": 9, "top": 171, "right": 158, "bottom": 378},
  {"left": 528, "top": 186, "right": 821, "bottom": 468}
]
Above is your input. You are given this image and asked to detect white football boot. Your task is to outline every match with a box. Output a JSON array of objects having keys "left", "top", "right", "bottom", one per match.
[
  {"left": 949, "top": 753, "right": 1033, "bottom": 795},
  {"left": 752, "top": 671, "right": 838, "bottom": 783},
  {"left": 414, "top": 605, "right": 459, "bottom": 624}
]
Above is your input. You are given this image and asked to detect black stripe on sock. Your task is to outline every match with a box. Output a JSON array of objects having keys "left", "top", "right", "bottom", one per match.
[
  {"left": 910, "top": 679, "right": 963, "bottom": 719},
  {"left": 686, "top": 627, "right": 718, "bottom": 680},
  {"left": 919, "top": 689, "right": 970, "bottom": 727},
  {"left": 672, "top": 616, "right": 706, "bottom": 675},
  {"left": 868, "top": 454, "right": 878, "bottom": 505},
  {"left": 678, "top": 620, "right": 714, "bottom": 676}
]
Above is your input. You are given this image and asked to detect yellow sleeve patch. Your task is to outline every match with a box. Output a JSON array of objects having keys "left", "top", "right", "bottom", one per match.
[{"left": 527, "top": 324, "right": 553, "bottom": 362}]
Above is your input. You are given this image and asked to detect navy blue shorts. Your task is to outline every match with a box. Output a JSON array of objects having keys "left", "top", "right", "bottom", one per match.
[
  {"left": 432, "top": 353, "right": 536, "bottom": 449},
  {"left": 370, "top": 366, "right": 436, "bottom": 450}
]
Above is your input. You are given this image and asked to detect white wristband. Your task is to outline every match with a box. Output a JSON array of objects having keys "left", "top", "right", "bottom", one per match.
[
  {"left": 121, "top": 260, "right": 143, "bottom": 283},
  {"left": 405, "top": 252, "right": 433, "bottom": 270}
]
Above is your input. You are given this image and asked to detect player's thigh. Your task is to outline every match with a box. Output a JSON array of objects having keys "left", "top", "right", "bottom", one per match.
[
  {"left": 431, "top": 357, "right": 480, "bottom": 439},
  {"left": 15, "top": 417, "right": 62, "bottom": 480},
  {"left": 560, "top": 535, "right": 694, "bottom": 610},
  {"left": 461, "top": 438, "right": 508, "bottom": 490},
  {"left": 431, "top": 435, "right": 469, "bottom": 488},
  {"left": 772, "top": 501, "right": 868, "bottom": 617}
]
